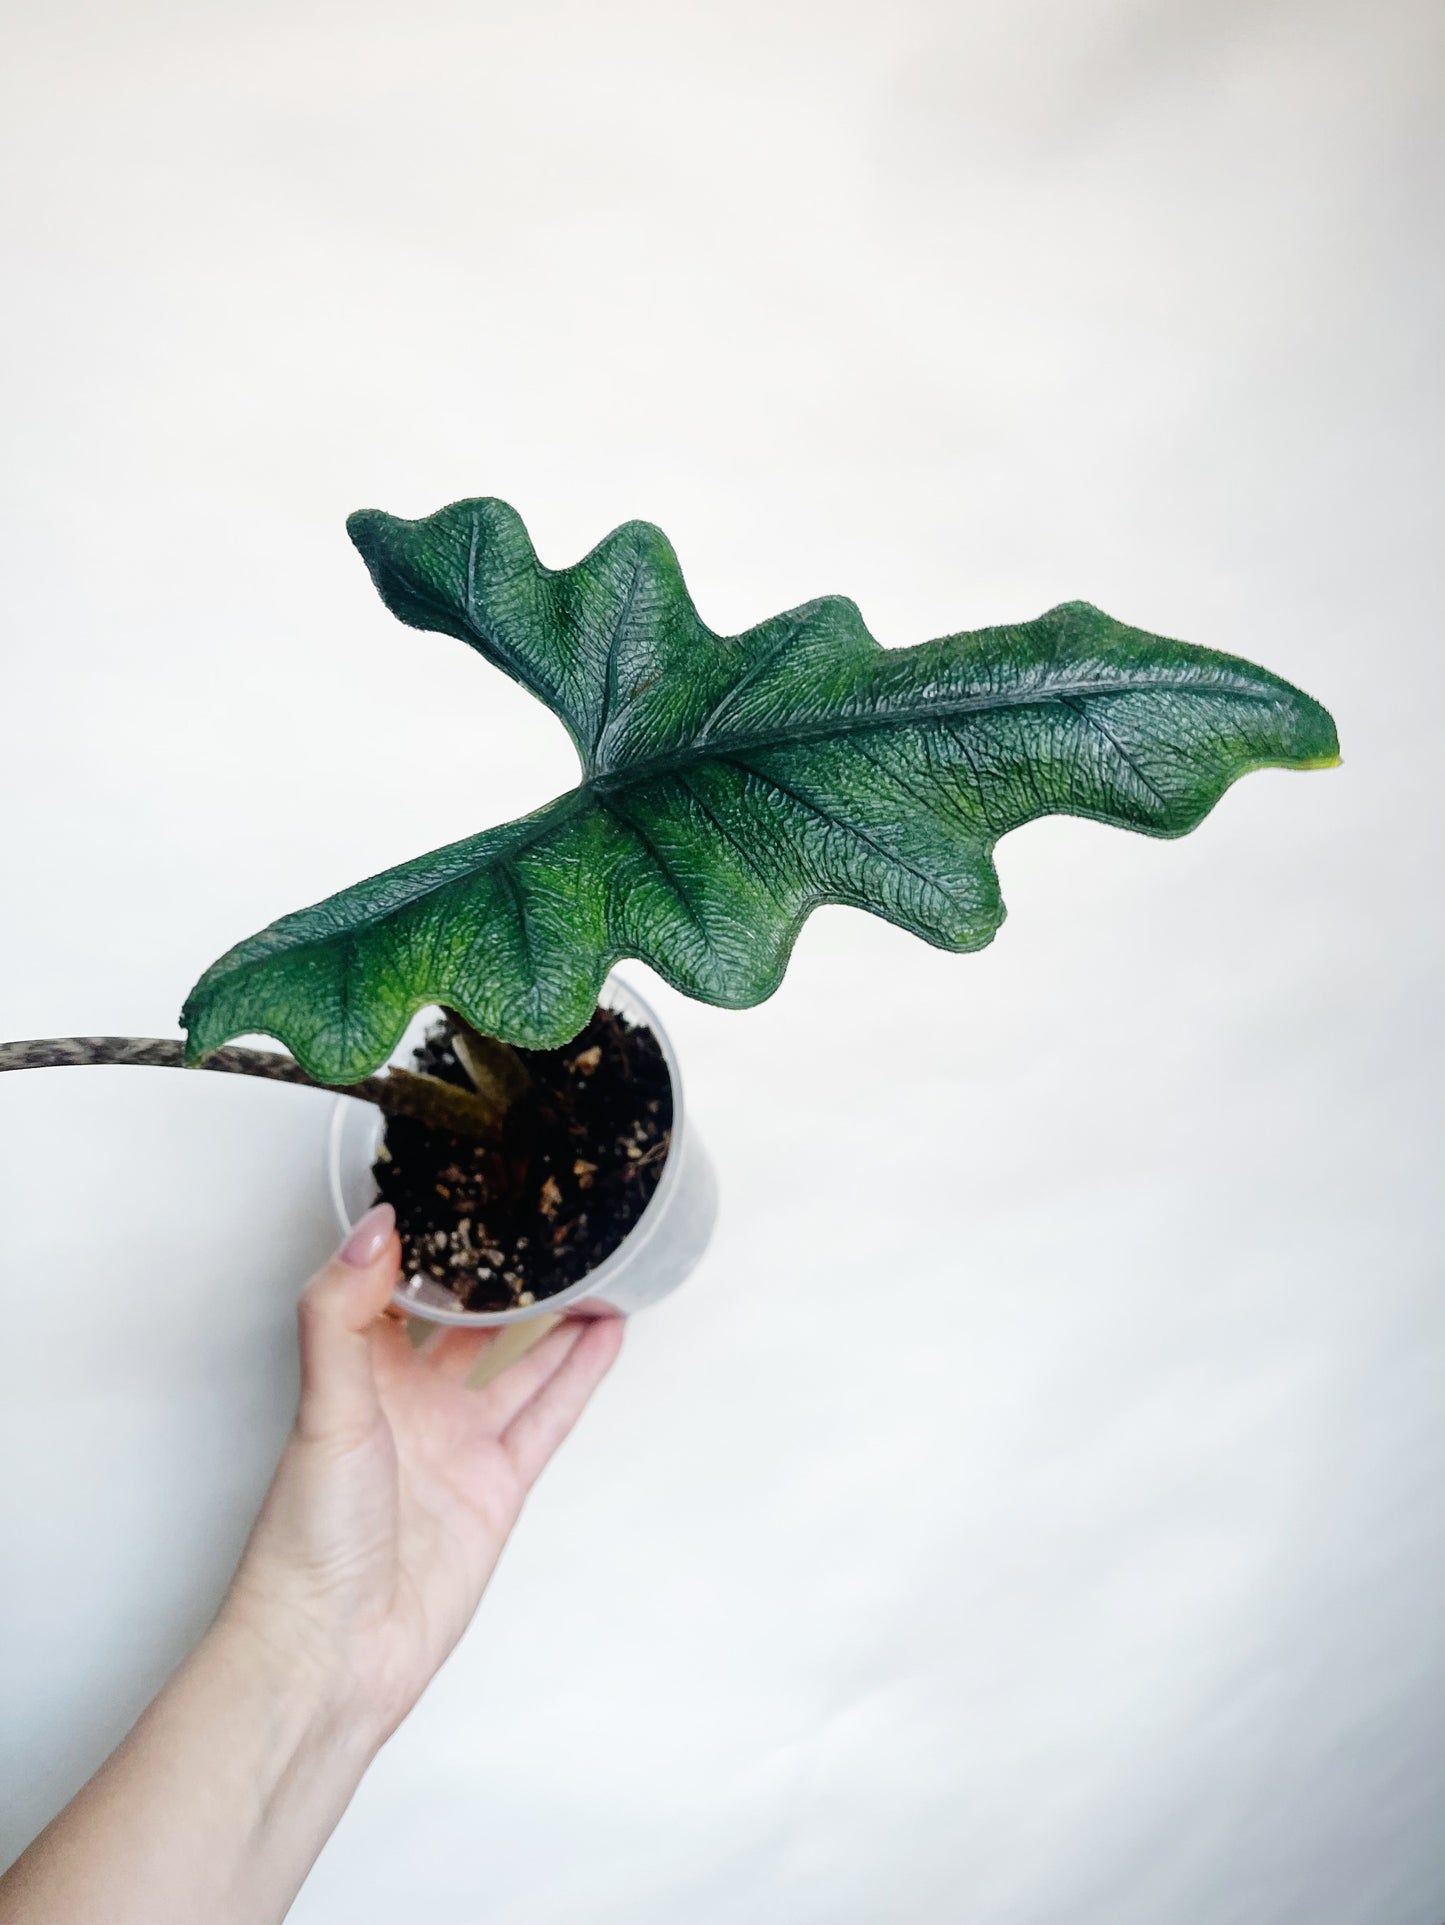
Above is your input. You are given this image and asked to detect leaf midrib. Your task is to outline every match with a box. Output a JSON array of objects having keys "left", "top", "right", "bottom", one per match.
[
  {"left": 585, "top": 672, "right": 1286, "bottom": 791},
  {"left": 209, "top": 671, "right": 1291, "bottom": 983}
]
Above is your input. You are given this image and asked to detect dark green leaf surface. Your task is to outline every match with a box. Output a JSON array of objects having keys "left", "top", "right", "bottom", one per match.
[{"left": 183, "top": 499, "right": 1339, "bottom": 1079}]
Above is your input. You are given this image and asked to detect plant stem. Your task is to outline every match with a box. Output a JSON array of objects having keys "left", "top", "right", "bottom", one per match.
[{"left": 0, "top": 1037, "right": 507, "bottom": 1141}]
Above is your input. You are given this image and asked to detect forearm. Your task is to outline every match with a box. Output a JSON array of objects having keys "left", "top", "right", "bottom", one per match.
[
  {"left": 0, "top": 1216, "right": 621, "bottom": 1923},
  {"left": 0, "top": 1609, "right": 378, "bottom": 1925}
]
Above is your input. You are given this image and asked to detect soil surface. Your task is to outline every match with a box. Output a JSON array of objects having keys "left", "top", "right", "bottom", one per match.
[{"left": 372, "top": 1005, "right": 672, "bottom": 1312}]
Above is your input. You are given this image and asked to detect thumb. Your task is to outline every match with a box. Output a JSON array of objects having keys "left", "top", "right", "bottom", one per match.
[{"left": 296, "top": 1203, "right": 400, "bottom": 1441}]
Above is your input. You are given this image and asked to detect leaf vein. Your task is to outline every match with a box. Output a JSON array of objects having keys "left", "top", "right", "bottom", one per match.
[
  {"left": 675, "top": 774, "right": 790, "bottom": 909},
  {"left": 718, "top": 754, "right": 952, "bottom": 904},
  {"left": 590, "top": 548, "right": 648, "bottom": 771},
  {"left": 1058, "top": 694, "right": 1169, "bottom": 806},
  {"left": 594, "top": 793, "right": 710, "bottom": 942},
  {"left": 692, "top": 610, "right": 810, "bottom": 746}
]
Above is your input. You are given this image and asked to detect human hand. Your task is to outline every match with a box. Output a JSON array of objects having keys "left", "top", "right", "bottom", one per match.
[
  {"left": 0, "top": 1205, "right": 622, "bottom": 1925},
  {"left": 220, "top": 1202, "right": 624, "bottom": 1750}
]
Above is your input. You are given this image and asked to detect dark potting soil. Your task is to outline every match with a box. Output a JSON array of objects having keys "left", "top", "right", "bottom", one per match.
[{"left": 372, "top": 1005, "right": 672, "bottom": 1312}]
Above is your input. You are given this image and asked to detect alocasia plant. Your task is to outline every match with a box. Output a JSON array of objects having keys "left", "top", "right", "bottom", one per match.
[
  {"left": 0, "top": 491, "right": 1338, "bottom": 1184},
  {"left": 179, "top": 497, "right": 1339, "bottom": 1081}
]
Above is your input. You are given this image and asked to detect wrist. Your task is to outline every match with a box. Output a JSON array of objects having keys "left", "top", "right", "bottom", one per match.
[{"left": 208, "top": 1588, "right": 386, "bottom": 1768}]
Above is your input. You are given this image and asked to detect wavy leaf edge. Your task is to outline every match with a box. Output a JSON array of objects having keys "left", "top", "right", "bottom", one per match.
[{"left": 181, "top": 500, "right": 1340, "bottom": 1081}]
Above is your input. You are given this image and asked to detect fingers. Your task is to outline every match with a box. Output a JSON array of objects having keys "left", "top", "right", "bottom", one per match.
[
  {"left": 296, "top": 1203, "right": 401, "bottom": 1441},
  {"left": 476, "top": 1317, "right": 585, "bottom": 1430},
  {"left": 416, "top": 1324, "right": 501, "bottom": 1383},
  {"left": 501, "top": 1315, "right": 625, "bottom": 1489}
]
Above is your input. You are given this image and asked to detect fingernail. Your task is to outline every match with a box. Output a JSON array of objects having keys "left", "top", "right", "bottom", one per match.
[{"left": 339, "top": 1201, "right": 395, "bottom": 1267}]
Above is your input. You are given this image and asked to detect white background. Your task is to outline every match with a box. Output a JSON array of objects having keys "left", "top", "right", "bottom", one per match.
[{"left": 1, "top": 2, "right": 1442, "bottom": 1920}]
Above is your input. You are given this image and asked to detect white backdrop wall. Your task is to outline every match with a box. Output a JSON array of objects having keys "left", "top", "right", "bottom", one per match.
[{"left": 1, "top": 2, "right": 1442, "bottom": 1921}]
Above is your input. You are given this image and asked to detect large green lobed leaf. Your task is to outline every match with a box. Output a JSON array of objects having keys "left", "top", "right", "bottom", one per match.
[{"left": 182, "top": 499, "right": 1338, "bottom": 1080}]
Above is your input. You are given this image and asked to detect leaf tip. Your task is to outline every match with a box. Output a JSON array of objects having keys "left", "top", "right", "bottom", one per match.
[{"left": 345, "top": 507, "right": 389, "bottom": 555}]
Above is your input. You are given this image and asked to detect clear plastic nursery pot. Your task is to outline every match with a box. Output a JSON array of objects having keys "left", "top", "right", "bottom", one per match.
[{"left": 328, "top": 975, "right": 717, "bottom": 1327}]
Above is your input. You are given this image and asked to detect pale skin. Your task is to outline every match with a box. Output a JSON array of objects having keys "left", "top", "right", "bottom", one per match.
[{"left": 0, "top": 1202, "right": 625, "bottom": 1925}]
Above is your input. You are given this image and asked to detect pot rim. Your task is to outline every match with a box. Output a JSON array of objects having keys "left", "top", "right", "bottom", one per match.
[{"left": 326, "top": 972, "right": 687, "bottom": 1326}]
